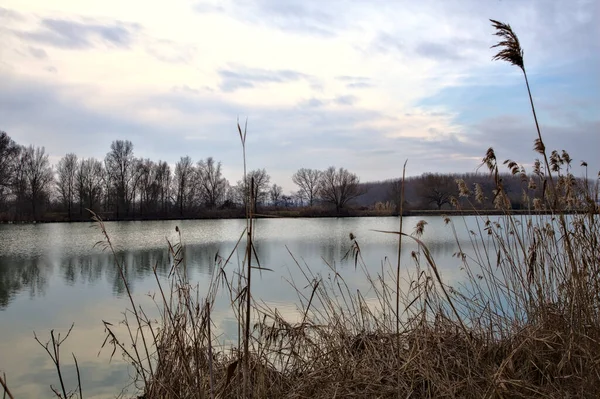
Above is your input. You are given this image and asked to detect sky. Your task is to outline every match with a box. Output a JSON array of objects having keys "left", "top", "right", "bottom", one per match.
[{"left": 1, "top": 0, "right": 598, "bottom": 192}]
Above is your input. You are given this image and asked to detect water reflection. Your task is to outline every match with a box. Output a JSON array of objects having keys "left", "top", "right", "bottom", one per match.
[
  {"left": 0, "top": 216, "right": 480, "bottom": 398},
  {"left": 0, "top": 255, "right": 50, "bottom": 308},
  {"left": 0, "top": 246, "right": 233, "bottom": 308},
  {"left": 0, "top": 217, "right": 474, "bottom": 309}
]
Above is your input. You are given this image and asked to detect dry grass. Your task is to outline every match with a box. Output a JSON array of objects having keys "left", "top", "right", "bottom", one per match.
[
  {"left": 109, "top": 147, "right": 598, "bottom": 397},
  {"left": 96, "top": 191, "right": 599, "bottom": 398}
]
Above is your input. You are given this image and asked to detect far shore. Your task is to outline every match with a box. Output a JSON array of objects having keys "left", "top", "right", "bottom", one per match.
[{"left": 1, "top": 207, "right": 597, "bottom": 225}]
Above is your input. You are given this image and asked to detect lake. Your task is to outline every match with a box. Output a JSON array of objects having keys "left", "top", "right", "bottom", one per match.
[{"left": 0, "top": 216, "right": 484, "bottom": 398}]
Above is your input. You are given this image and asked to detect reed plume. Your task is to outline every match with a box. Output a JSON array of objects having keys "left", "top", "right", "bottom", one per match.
[{"left": 490, "top": 19, "right": 556, "bottom": 206}]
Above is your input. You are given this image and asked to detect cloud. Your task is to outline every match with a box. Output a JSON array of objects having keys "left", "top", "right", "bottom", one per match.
[
  {"left": 244, "top": 0, "right": 339, "bottom": 37},
  {"left": 15, "top": 18, "right": 140, "bottom": 50},
  {"left": 299, "top": 98, "right": 325, "bottom": 108},
  {"left": 292, "top": 95, "right": 358, "bottom": 108},
  {"left": 7, "top": 14, "right": 194, "bottom": 65},
  {"left": 0, "top": 71, "right": 413, "bottom": 185},
  {"left": 193, "top": 0, "right": 344, "bottom": 37},
  {"left": 3, "top": 61, "right": 598, "bottom": 193},
  {"left": 414, "top": 41, "right": 464, "bottom": 61},
  {"left": 370, "top": 32, "right": 404, "bottom": 55},
  {"left": 0, "top": 77, "right": 152, "bottom": 155},
  {"left": 0, "top": 6, "right": 23, "bottom": 22},
  {"left": 192, "top": 3, "right": 225, "bottom": 13},
  {"left": 336, "top": 76, "right": 374, "bottom": 89},
  {"left": 368, "top": 32, "right": 485, "bottom": 66},
  {"left": 28, "top": 46, "right": 47, "bottom": 59},
  {"left": 468, "top": 115, "right": 600, "bottom": 173},
  {"left": 217, "top": 65, "right": 312, "bottom": 92},
  {"left": 334, "top": 95, "right": 357, "bottom": 106},
  {"left": 0, "top": 75, "right": 249, "bottom": 170},
  {"left": 145, "top": 38, "right": 196, "bottom": 64},
  {"left": 171, "top": 85, "right": 203, "bottom": 95}
]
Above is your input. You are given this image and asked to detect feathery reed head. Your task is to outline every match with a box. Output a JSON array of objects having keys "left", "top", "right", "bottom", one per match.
[
  {"left": 490, "top": 19, "right": 524, "bottom": 70},
  {"left": 561, "top": 150, "right": 572, "bottom": 167},
  {"left": 533, "top": 159, "right": 543, "bottom": 177},
  {"left": 528, "top": 177, "right": 537, "bottom": 190},
  {"left": 414, "top": 220, "right": 428, "bottom": 237},
  {"left": 474, "top": 183, "right": 485, "bottom": 203},
  {"left": 456, "top": 179, "right": 471, "bottom": 197},
  {"left": 534, "top": 138, "right": 545, "bottom": 155},
  {"left": 503, "top": 159, "right": 520, "bottom": 176},
  {"left": 550, "top": 150, "right": 563, "bottom": 172},
  {"left": 482, "top": 147, "right": 497, "bottom": 172}
]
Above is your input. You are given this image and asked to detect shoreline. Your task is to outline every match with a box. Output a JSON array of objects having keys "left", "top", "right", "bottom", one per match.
[{"left": 1, "top": 208, "right": 597, "bottom": 224}]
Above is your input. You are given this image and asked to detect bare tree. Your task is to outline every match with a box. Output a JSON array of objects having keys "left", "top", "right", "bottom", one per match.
[
  {"left": 103, "top": 165, "right": 112, "bottom": 213},
  {"left": 174, "top": 156, "right": 195, "bottom": 216},
  {"left": 235, "top": 169, "right": 271, "bottom": 212},
  {"left": 282, "top": 194, "right": 294, "bottom": 207},
  {"left": 318, "top": 166, "right": 362, "bottom": 212},
  {"left": 127, "top": 158, "right": 147, "bottom": 218},
  {"left": 154, "top": 161, "right": 171, "bottom": 215},
  {"left": 416, "top": 173, "right": 457, "bottom": 210},
  {"left": 388, "top": 178, "right": 405, "bottom": 213},
  {"left": 225, "top": 184, "right": 240, "bottom": 208},
  {"left": 231, "top": 181, "right": 246, "bottom": 208},
  {"left": 0, "top": 131, "right": 21, "bottom": 209},
  {"left": 292, "top": 191, "right": 305, "bottom": 207},
  {"left": 292, "top": 168, "right": 321, "bottom": 207},
  {"left": 56, "top": 153, "right": 78, "bottom": 220},
  {"left": 11, "top": 146, "right": 29, "bottom": 218},
  {"left": 248, "top": 169, "right": 270, "bottom": 212},
  {"left": 270, "top": 184, "right": 283, "bottom": 206},
  {"left": 135, "top": 159, "right": 149, "bottom": 215},
  {"left": 0, "top": 135, "right": 20, "bottom": 218},
  {"left": 76, "top": 158, "right": 104, "bottom": 215},
  {"left": 197, "top": 157, "right": 227, "bottom": 209},
  {"left": 105, "top": 140, "right": 135, "bottom": 218},
  {"left": 133, "top": 158, "right": 158, "bottom": 216},
  {"left": 24, "top": 146, "right": 54, "bottom": 219}
]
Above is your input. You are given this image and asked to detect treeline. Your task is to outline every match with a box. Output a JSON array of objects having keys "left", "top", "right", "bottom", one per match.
[
  {"left": 0, "top": 131, "right": 367, "bottom": 221},
  {"left": 1, "top": 130, "right": 594, "bottom": 222},
  {"left": 357, "top": 172, "right": 527, "bottom": 211},
  {"left": 357, "top": 170, "right": 596, "bottom": 212}
]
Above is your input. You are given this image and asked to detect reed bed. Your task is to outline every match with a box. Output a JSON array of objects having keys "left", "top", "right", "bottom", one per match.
[
  {"left": 94, "top": 184, "right": 599, "bottom": 398},
  {"left": 2, "top": 19, "right": 600, "bottom": 399}
]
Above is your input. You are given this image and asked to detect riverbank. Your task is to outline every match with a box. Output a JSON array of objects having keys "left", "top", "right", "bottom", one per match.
[{"left": 2, "top": 206, "right": 597, "bottom": 224}]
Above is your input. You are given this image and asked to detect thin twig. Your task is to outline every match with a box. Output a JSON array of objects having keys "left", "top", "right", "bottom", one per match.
[
  {"left": 33, "top": 323, "right": 75, "bottom": 398},
  {"left": 72, "top": 353, "right": 83, "bottom": 399},
  {"left": 0, "top": 373, "right": 14, "bottom": 399}
]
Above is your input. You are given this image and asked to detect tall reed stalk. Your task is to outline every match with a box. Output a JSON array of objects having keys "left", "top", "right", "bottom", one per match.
[
  {"left": 490, "top": 19, "right": 556, "bottom": 204},
  {"left": 237, "top": 119, "right": 254, "bottom": 398}
]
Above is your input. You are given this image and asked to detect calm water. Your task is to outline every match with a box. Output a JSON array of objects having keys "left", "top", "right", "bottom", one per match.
[{"left": 0, "top": 216, "right": 482, "bottom": 398}]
